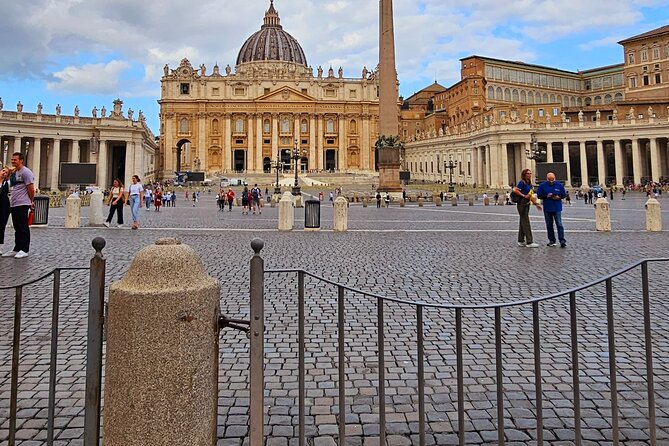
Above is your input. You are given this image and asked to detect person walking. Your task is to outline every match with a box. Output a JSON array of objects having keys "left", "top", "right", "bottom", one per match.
[
  {"left": 241, "top": 186, "right": 250, "bottom": 214},
  {"left": 2, "top": 152, "right": 35, "bottom": 258},
  {"left": 376, "top": 191, "right": 381, "bottom": 208},
  {"left": 512, "top": 168, "right": 542, "bottom": 248},
  {"left": 251, "top": 184, "right": 261, "bottom": 214},
  {"left": 0, "top": 167, "right": 11, "bottom": 249},
  {"left": 170, "top": 190, "right": 176, "bottom": 207},
  {"left": 536, "top": 172, "right": 567, "bottom": 248},
  {"left": 127, "top": 175, "right": 144, "bottom": 230},
  {"left": 144, "top": 187, "right": 152, "bottom": 210},
  {"left": 226, "top": 188, "right": 235, "bottom": 211},
  {"left": 153, "top": 187, "right": 163, "bottom": 212},
  {"left": 104, "top": 178, "right": 126, "bottom": 227}
]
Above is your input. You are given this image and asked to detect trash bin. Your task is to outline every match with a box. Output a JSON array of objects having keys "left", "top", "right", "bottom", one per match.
[
  {"left": 304, "top": 199, "right": 321, "bottom": 231},
  {"left": 32, "top": 195, "right": 50, "bottom": 226}
]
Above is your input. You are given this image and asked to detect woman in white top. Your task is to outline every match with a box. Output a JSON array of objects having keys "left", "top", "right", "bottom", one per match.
[
  {"left": 127, "top": 175, "right": 144, "bottom": 230},
  {"left": 104, "top": 178, "right": 125, "bottom": 227}
]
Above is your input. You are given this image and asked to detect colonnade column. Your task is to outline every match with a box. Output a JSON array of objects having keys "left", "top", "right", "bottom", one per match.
[
  {"left": 317, "top": 115, "right": 324, "bottom": 170},
  {"left": 338, "top": 116, "right": 346, "bottom": 170},
  {"left": 361, "top": 115, "right": 370, "bottom": 172},
  {"left": 50, "top": 139, "right": 61, "bottom": 191},
  {"left": 164, "top": 116, "right": 174, "bottom": 176},
  {"left": 98, "top": 140, "right": 108, "bottom": 188},
  {"left": 500, "top": 143, "right": 509, "bottom": 187},
  {"left": 546, "top": 141, "right": 554, "bottom": 163},
  {"left": 32, "top": 138, "right": 42, "bottom": 191},
  {"left": 309, "top": 115, "right": 316, "bottom": 171},
  {"left": 133, "top": 140, "right": 143, "bottom": 179},
  {"left": 478, "top": 147, "right": 485, "bottom": 187},
  {"left": 649, "top": 138, "right": 661, "bottom": 182},
  {"left": 596, "top": 140, "right": 605, "bottom": 186},
  {"left": 614, "top": 140, "right": 624, "bottom": 187},
  {"left": 124, "top": 141, "right": 134, "bottom": 187},
  {"left": 248, "top": 114, "right": 255, "bottom": 172},
  {"left": 631, "top": 139, "right": 642, "bottom": 185},
  {"left": 255, "top": 115, "right": 263, "bottom": 173},
  {"left": 224, "top": 114, "right": 232, "bottom": 172},
  {"left": 563, "top": 143, "right": 572, "bottom": 187},
  {"left": 271, "top": 114, "right": 279, "bottom": 162},
  {"left": 71, "top": 140, "right": 80, "bottom": 163},
  {"left": 294, "top": 114, "right": 301, "bottom": 167},
  {"left": 579, "top": 141, "right": 588, "bottom": 186},
  {"left": 198, "top": 113, "right": 206, "bottom": 172}
]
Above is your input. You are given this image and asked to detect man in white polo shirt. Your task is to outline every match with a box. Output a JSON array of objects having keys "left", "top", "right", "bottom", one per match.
[{"left": 2, "top": 152, "right": 35, "bottom": 259}]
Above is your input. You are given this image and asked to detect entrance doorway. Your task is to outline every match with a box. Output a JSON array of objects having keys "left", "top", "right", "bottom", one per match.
[
  {"left": 325, "top": 150, "right": 336, "bottom": 171},
  {"left": 111, "top": 145, "right": 126, "bottom": 183},
  {"left": 233, "top": 150, "right": 246, "bottom": 172},
  {"left": 263, "top": 157, "right": 271, "bottom": 173}
]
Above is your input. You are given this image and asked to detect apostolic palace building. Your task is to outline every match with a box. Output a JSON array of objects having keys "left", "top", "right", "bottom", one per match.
[
  {"left": 158, "top": 1, "right": 382, "bottom": 177},
  {"left": 403, "top": 26, "right": 669, "bottom": 188}
]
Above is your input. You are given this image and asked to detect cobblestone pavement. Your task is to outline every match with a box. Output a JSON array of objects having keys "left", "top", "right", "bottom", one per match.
[{"left": 1, "top": 192, "right": 668, "bottom": 445}]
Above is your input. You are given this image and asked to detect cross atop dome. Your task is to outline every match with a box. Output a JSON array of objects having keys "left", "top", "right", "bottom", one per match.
[{"left": 263, "top": 0, "right": 281, "bottom": 28}]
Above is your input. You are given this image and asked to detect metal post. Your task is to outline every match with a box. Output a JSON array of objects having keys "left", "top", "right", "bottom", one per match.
[
  {"left": 9, "top": 286, "right": 23, "bottom": 446},
  {"left": 494, "top": 307, "right": 505, "bottom": 446},
  {"left": 569, "top": 292, "right": 583, "bottom": 446},
  {"left": 606, "top": 278, "right": 620, "bottom": 446},
  {"left": 456, "top": 308, "right": 465, "bottom": 446},
  {"left": 417, "top": 305, "right": 426, "bottom": 446},
  {"left": 249, "top": 239, "right": 265, "bottom": 446},
  {"left": 83, "top": 238, "right": 106, "bottom": 446},
  {"left": 377, "top": 297, "right": 386, "bottom": 446},
  {"left": 338, "top": 286, "right": 346, "bottom": 445},
  {"left": 298, "top": 270, "right": 305, "bottom": 445},
  {"left": 47, "top": 270, "right": 62, "bottom": 445},
  {"left": 533, "top": 301, "right": 543, "bottom": 446},
  {"left": 641, "top": 262, "right": 657, "bottom": 446}
]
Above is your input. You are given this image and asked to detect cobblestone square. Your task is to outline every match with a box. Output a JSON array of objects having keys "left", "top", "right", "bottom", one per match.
[{"left": 1, "top": 192, "right": 668, "bottom": 445}]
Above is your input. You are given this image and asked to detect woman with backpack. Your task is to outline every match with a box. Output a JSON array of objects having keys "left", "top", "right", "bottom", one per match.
[{"left": 241, "top": 186, "right": 250, "bottom": 215}]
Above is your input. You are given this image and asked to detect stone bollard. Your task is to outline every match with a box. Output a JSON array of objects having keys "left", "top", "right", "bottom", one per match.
[
  {"left": 104, "top": 238, "right": 220, "bottom": 446},
  {"left": 88, "top": 190, "right": 105, "bottom": 226},
  {"left": 418, "top": 197, "right": 424, "bottom": 207},
  {"left": 294, "top": 195, "right": 303, "bottom": 208},
  {"left": 484, "top": 197, "right": 490, "bottom": 206},
  {"left": 645, "top": 198, "right": 662, "bottom": 231},
  {"left": 333, "top": 196, "right": 348, "bottom": 232},
  {"left": 362, "top": 198, "right": 368, "bottom": 208},
  {"left": 498, "top": 196, "right": 505, "bottom": 206},
  {"left": 435, "top": 197, "right": 442, "bottom": 207},
  {"left": 595, "top": 197, "right": 611, "bottom": 232},
  {"left": 64, "top": 194, "right": 81, "bottom": 228},
  {"left": 399, "top": 199, "right": 405, "bottom": 207},
  {"left": 451, "top": 197, "right": 458, "bottom": 206},
  {"left": 468, "top": 197, "right": 474, "bottom": 206},
  {"left": 278, "top": 192, "right": 294, "bottom": 231}
]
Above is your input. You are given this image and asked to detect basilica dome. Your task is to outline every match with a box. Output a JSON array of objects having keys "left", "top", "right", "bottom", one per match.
[{"left": 236, "top": 1, "right": 308, "bottom": 67}]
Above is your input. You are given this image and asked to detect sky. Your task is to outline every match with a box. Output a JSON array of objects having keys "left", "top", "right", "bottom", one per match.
[{"left": 1, "top": 0, "right": 668, "bottom": 134}]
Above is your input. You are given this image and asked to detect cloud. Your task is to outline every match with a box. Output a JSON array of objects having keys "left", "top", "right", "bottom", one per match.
[
  {"left": 47, "top": 60, "right": 131, "bottom": 94},
  {"left": 578, "top": 35, "right": 626, "bottom": 51}
]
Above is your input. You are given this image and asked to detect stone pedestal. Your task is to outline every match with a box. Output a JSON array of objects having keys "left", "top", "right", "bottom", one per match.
[
  {"left": 497, "top": 196, "right": 505, "bottom": 206},
  {"left": 88, "top": 190, "right": 105, "bottom": 226},
  {"left": 104, "top": 238, "right": 220, "bottom": 446},
  {"left": 434, "top": 197, "right": 442, "bottom": 207},
  {"left": 278, "top": 192, "right": 294, "bottom": 231},
  {"left": 64, "top": 194, "right": 81, "bottom": 228},
  {"left": 399, "top": 199, "right": 405, "bottom": 207},
  {"left": 645, "top": 198, "right": 662, "bottom": 232},
  {"left": 362, "top": 198, "right": 368, "bottom": 208},
  {"left": 418, "top": 198, "right": 424, "bottom": 207},
  {"left": 484, "top": 197, "right": 490, "bottom": 206},
  {"left": 294, "top": 195, "right": 303, "bottom": 208},
  {"left": 451, "top": 197, "right": 458, "bottom": 206},
  {"left": 333, "top": 196, "right": 348, "bottom": 232},
  {"left": 468, "top": 197, "right": 474, "bottom": 206},
  {"left": 595, "top": 197, "right": 611, "bottom": 232}
]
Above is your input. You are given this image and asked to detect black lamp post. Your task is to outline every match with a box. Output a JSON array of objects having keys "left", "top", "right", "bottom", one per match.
[
  {"left": 525, "top": 133, "right": 546, "bottom": 161},
  {"left": 291, "top": 140, "right": 304, "bottom": 196},
  {"left": 272, "top": 155, "right": 282, "bottom": 195},
  {"left": 444, "top": 154, "right": 458, "bottom": 192}
]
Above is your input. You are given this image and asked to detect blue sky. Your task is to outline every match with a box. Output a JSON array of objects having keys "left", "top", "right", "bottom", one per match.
[{"left": 1, "top": 0, "right": 668, "bottom": 134}]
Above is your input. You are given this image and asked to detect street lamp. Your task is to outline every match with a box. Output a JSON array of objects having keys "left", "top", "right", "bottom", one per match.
[
  {"left": 525, "top": 133, "right": 546, "bottom": 161},
  {"left": 291, "top": 139, "right": 304, "bottom": 196},
  {"left": 444, "top": 154, "right": 458, "bottom": 192},
  {"left": 271, "top": 155, "right": 282, "bottom": 195}
]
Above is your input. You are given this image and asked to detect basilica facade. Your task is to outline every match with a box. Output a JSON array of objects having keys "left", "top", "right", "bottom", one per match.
[{"left": 158, "top": 1, "right": 382, "bottom": 178}]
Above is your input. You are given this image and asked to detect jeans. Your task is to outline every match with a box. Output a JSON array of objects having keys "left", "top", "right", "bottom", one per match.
[
  {"left": 129, "top": 195, "right": 140, "bottom": 223},
  {"left": 145, "top": 196, "right": 151, "bottom": 209},
  {"left": 10, "top": 205, "right": 30, "bottom": 253},
  {"left": 544, "top": 211, "right": 566, "bottom": 244}
]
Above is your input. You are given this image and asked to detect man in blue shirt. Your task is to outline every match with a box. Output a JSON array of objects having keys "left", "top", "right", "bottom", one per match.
[{"left": 536, "top": 172, "right": 567, "bottom": 248}]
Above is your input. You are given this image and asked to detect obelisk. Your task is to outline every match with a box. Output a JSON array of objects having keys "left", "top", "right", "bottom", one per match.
[{"left": 376, "top": 0, "right": 402, "bottom": 193}]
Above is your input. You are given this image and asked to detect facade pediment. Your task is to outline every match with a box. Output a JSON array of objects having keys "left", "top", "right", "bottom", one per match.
[{"left": 256, "top": 87, "right": 315, "bottom": 103}]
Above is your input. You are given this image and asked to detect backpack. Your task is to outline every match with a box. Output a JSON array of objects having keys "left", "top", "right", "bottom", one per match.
[
  {"left": 252, "top": 189, "right": 259, "bottom": 199},
  {"left": 510, "top": 192, "right": 522, "bottom": 204}
]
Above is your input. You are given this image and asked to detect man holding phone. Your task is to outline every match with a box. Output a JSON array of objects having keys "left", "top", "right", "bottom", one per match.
[{"left": 536, "top": 172, "right": 567, "bottom": 248}]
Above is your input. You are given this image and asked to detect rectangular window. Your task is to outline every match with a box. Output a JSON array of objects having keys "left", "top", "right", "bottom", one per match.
[
  {"left": 325, "top": 89, "right": 336, "bottom": 97},
  {"left": 264, "top": 88, "right": 270, "bottom": 95},
  {"left": 643, "top": 75, "right": 650, "bottom": 86},
  {"left": 301, "top": 139, "right": 308, "bottom": 145},
  {"left": 538, "top": 109, "right": 545, "bottom": 117},
  {"left": 628, "top": 53, "right": 635, "bottom": 64},
  {"left": 212, "top": 87, "right": 220, "bottom": 96},
  {"left": 552, "top": 108, "right": 559, "bottom": 116},
  {"left": 630, "top": 77, "right": 637, "bottom": 88},
  {"left": 234, "top": 87, "right": 245, "bottom": 95},
  {"left": 641, "top": 50, "right": 648, "bottom": 62},
  {"left": 180, "top": 83, "right": 190, "bottom": 94},
  {"left": 235, "top": 139, "right": 244, "bottom": 145},
  {"left": 655, "top": 73, "right": 662, "bottom": 84},
  {"left": 263, "top": 139, "right": 270, "bottom": 145},
  {"left": 326, "top": 139, "right": 335, "bottom": 145},
  {"left": 302, "top": 89, "right": 308, "bottom": 94},
  {"left": 652, "top": 47, "right": 660, "bottom": 59},
  {"left": 349, "top": 89, "right": 357, "bottom": 98}
]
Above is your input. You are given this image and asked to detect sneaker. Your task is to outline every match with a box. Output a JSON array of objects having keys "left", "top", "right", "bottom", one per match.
[
  {"left": 526, "top": 243, "right": 540, "bottom": 248},
  {"left": 14, "top": 250, "right": 29, "bottom": 259},
  {"left": 2, "top": 250, "right": 17, "bottom": 257},
  {"left": 103, "top": 222, "right": 110, "bottom": 228},
  {"left": 547, "top": 242, "right": 556, "bottom": 247},
  {"left": 117, "top": 224, "right": 123, "bottom": 228},
  {"left": 517, "top": 242, "right": 525, "bottom": 247},
  {"left": 560, "top": 242, "right": 567, "bottom": 248}
]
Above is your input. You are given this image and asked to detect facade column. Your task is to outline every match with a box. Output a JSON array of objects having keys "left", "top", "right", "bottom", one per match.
[
  {"left": 32, "top": 138, "right": 42, "bottom": 191},
  {"left": 361, "top": 115, "right": 370, "bottom": 172},
  {"left": 294, "top": 114, "right": 301, "bottom": 169},
  {"left": 134, "top": 140, "right": 143, "bottom": 179},
  {"left": 614, "top": 140, "right": 624, "bottom": 187},
  {"left": 338, "top": 116, "right": 346, "bottom": 171},
  {"left": 248, "top": 114, "right": 255, "bottom": 172},
  {"left": 632, "top": 138, "right": 642, "bottom": 185},
  {"left": 309, "top": 115, "right": 316, "bottom": 171},
  {"left": 596, "top": 140, "right": 605, "bottom": 186},
  {"left": 256, "top": 115, "right": 263, "bottom": 173},
  {"left": 563, "top": 143, "right": 572, "bottom": 187},
  {"left": 650, "top": 138, "right": 661, "bottom": 182},
  {"left": 98, "top": 140, "right": 108, "bottom": 188},
  {"left": 500, "top": 143, "right": 509, "bottom": 187},
  {"left": 124, "top": 141, "right": 135, "bottom": 187},
  {"left": 546, "top": 141, "right": 554, "bottom": 163},
  {"left": 271, "top": 114, "right": 279, "bottom": 162},
  {"left": 164, "top": 117, "right": 174, "bottom": 176},
  {"left": 50, "top": 139, "right": 61, "bottom": 191},
  {"left": 198, "top": 113, "right": 206, "bottom": 173},
  {"left": 71, "top": 139, "right": 80, "bottom": 163},
  {"left": 579, "top": 141, "right": 588, "bottom": 187},
  {"left": 13, "top": 136, "right": 21, "bottom": 155},
  {"left": 317, "top": 115, "right": 324, "bottom": 170},
  {"left": 478, "top": 147, "right": 485, "bottom": 187},
  {"left": 224, "top": 114, "right": 232, "bottom": 172}
]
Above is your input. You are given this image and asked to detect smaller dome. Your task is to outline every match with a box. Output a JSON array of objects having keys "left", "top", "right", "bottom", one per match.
[{"left": 236, "top": 1, "right": 308, "bottom": 67}]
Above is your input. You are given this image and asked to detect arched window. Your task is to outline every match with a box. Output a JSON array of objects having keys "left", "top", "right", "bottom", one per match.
[
  {"left": 594, "top": 96, "right": 602, "bottom": 105},
  {"left": 504, "top": 88, "right": 511, "bottom": 101},
  {"left": 614, "top": 93, "right": 623, "bottom": 102},
  {"left": 301, "top": 119, "right": 308, "bottom": 133},
  {"left": 604, "top": 94, "right": 612, "bottom": 104},
  {"left": 512, "top": 89, "right": 519, "bottom": 102},
  {"left": 550, "top": 94, "right": 556, "bottom": 103},
  {"left": 487, "top": 86, "right": 495, "bottom": 99},
  {"left": 528, "top": 91, "right": 535, "bottom": 104},
  {"left": 577, "top": 97, "right": 583, "bottom": 107},
  {"left": 520, "top": 90, "right": 527, "bottom": 103},
  {"left": 281, "top": 118, "right": 290, "bottom": 133},
  {"left": 570, "top": 97, "right": 576, "bottom": 106},
  {"left": 350, "top": 119, "right": 357, "bottom": 134},
  {"left": 496, "top": 87, "right": 503, "bottom": 99},
  {"left": 212, "top": 119, "right": 219, "bottom": 133},
  {"left": 542, "top": 93, "right": 549, "bottom": 103},
  {"left": 585, "top": 97, "right": 592, "bottom": 106},
  {"left": 263, "top": 119, "right": 270, "bottom": 134},
  {"left": 326, "top": 119, "right": 335, "bottom": 133},
  {"left": 180, "top": 118, "right": 189, "bottom": 134}
]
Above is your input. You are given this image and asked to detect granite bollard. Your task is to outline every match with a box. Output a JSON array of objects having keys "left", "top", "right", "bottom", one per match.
[
  {"left": 451, "top": 197, "right": 458, "bottom": 206},
  {"left": 362, "top": 198, "right": 368, "bottom": 208},
  {"left": 434, "top": 197, "right": 442, "bottom": 207},
  {"left": 333, "top": 196, "right": 348, "bottom": 232},
  {"left": 595, "top": 197, "right": 611, "bottom": 232},
  {"left": 645, "top": 198, "right": 662, "bottom": 231},
  {"left": 399, "top": 199, "right": 405, "bottom": 207},
  {"left": 484, "top": 197, "right": 490, "bottom": 206},
  {"left": 278, "top": 192, "right": 294, "bottom": 231},
  {"left": 418, "top": 197, "right": 424, "bottom": 207},
  {"left": 64, "top": 194, "right": 81, "bottom": 228},
  {"left": 103, "top": 238, "right": 220, "bottom": 446},
  {"left": 88, "top": 190, "right": 105, "bottom": 226},
  {"left": 468, "top": 196, "right": 474, "bottom": 206}
]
